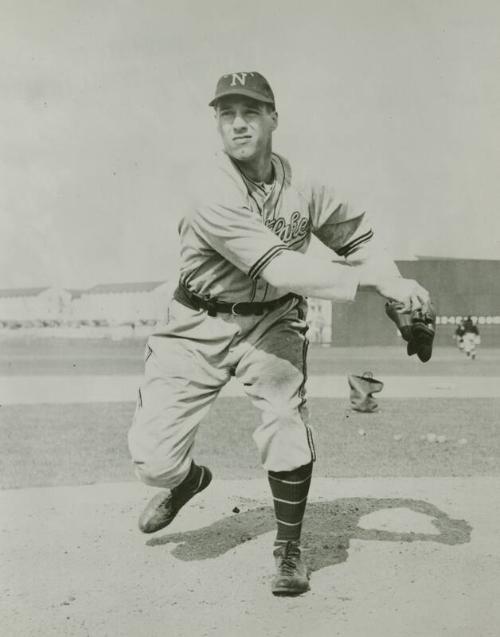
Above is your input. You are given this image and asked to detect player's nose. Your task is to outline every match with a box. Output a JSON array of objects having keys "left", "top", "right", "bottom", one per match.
[{"left": 232, "top": 113, "right": 247, "bottom": 131}]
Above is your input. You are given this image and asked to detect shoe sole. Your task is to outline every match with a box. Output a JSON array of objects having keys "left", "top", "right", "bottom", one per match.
[
  {"left": 271, "top": 568, "right": 310, "bottom": 596},
  {"left": 272, "top": 582, "right": 310, "bottom": 596}
]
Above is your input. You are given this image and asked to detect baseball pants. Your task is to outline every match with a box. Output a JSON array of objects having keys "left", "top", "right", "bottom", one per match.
[
  {"left": 462, "top": 333, "right": 478, "bottom": 355},
  {"left": 127, "top": 295, "right": 315, "bottom": 489}
]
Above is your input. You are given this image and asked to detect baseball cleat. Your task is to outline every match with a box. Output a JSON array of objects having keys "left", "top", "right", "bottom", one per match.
[
  {"left": 138, "top": 466, "right": 212, "bottom": 534},
  {"left": 271, "top": 541, "right": 310, "bottom": 596}
]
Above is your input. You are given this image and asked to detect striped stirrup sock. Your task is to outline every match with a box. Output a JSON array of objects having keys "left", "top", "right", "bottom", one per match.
[{"left": 268, "top": 461, "right": 313, "bottom": 546}]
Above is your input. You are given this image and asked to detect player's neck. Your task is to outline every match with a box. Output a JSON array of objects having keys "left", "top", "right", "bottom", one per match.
[{"left": 234, "top": 152, "right": 274, "bottom": 185}]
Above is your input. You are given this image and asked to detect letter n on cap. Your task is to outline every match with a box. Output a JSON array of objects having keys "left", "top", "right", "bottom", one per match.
[{"left": 231, "top": 72, "right": 248, "bottom": 86}]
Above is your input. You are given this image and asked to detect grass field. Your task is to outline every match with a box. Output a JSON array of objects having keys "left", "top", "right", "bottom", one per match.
[
  {"left": 1, "top": 336, "right": 499, "bottom": 376},
  {"left": 1, "top": 397, "right": 499, "bottom": 489},
  {"left": 1, "top": 338, "right": 499, "bottom": 489}
]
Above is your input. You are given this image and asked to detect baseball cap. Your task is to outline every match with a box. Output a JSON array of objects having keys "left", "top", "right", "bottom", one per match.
[{"left": 209, "top": 72, "right": 275, "bottom": 108}]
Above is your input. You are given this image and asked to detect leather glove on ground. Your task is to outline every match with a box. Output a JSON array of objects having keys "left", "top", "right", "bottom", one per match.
[
  {"left": 385, "top": 300, "right": 436, "bottom": 362},
  {"left": 348, "top": 371, "right": 384, "bottom": 413}
]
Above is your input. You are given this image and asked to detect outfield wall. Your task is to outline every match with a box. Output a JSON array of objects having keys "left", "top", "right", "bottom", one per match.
[{"left": 332, "top": 258, "right": 500, "bottom": 347}]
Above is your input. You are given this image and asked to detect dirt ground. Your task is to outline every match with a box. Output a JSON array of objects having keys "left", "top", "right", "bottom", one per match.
[
  {"left": 1, "top": 341, "right": 499, "bottom": 636},
  {"left": 2, "top": 477, "right": 499, "bottom": 637}
]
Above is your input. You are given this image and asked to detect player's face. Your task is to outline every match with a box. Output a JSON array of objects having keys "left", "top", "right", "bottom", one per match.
[{"left": 215, "top": 97, "right": 278, "bottom": 162}]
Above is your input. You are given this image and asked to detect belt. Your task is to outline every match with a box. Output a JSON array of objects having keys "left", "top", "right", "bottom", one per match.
[{"left": 173, "top": 284, "right": 298, "bottom": 317}]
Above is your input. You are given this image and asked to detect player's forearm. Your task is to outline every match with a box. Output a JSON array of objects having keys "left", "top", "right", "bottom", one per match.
[
  {"left": 260, "top": 251, "right": 360, "bottom": 301},
  {"left": 346, "top": 241, "right": 402, "bottom": 284},
  {"left": 261, "top": 249, "right": 430, "bottom": 309}
]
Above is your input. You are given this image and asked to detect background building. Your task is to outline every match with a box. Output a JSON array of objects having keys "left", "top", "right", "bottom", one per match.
[
  {"left": 70, "top": 281, "right": 174, "bottom": 326},
  {"left": 0, "top": 287, "right": 75, "bottom": 327}
]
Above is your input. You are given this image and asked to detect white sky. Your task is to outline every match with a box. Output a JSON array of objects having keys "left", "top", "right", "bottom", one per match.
[{"left": 1, "top": 0, "right": 499, "bottom": 289}]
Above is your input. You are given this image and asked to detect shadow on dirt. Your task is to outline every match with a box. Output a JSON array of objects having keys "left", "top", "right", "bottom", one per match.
[{"left": 147, "top": 497, "right": 472, "bottom": 573}]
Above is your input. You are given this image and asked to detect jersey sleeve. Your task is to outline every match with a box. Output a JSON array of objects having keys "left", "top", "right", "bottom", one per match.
[
  {"left": 309, "top": 182, "right": 374, "bottom": 258},
  {"left": 188, "top": 195, "right": 289, "bottom": 281}
]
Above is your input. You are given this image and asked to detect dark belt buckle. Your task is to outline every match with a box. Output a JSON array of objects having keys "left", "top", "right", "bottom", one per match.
[{"left": 231, "top": 302, "right": 244, "bottom": 316}]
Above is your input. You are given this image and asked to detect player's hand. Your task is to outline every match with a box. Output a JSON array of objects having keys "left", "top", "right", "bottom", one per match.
[{"left": 374, "top": 277, "right": 430, "bottom": 311}]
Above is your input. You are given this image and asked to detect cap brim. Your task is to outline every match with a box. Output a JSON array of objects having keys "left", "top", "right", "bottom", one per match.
[{"left": 209, "top": 88, "right": 275, "bottom": 107}]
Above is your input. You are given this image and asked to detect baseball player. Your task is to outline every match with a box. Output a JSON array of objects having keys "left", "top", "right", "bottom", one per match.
[
  {"left": 454, "top": 319, "right": 466, "bottom": 350},
  {"left": 128, "top": 71, "right": 430, "bottom": 596},
  {"left": 462, "top": 316, "right": 480, "bottom": 359}
]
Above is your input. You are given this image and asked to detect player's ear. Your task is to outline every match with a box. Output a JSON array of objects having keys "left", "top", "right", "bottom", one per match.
[{"left": 271, "top": 110, "right": 278, "bottom": 131}]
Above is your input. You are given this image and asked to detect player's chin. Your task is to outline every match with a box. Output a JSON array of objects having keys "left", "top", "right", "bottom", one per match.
[{"left": 228, "top": 145, "right": 256, "bottom": 162}]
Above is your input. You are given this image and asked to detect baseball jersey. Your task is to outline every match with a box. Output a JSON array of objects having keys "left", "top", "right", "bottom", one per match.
[{"left": 178, "top": 151, "right": 375, "bottom": 303}]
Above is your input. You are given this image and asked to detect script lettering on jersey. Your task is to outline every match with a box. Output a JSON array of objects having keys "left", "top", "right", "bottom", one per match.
[
  {"left": 230, "top": 73, "right": 248, "bottom": 86},
  {"left": 265, "top": 210, "right": 310, "bottom": 244}
]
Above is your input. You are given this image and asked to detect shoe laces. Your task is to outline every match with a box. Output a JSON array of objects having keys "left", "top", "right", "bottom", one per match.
[{"left": 277, "top": 542, "right": 301, "bottom": 575}]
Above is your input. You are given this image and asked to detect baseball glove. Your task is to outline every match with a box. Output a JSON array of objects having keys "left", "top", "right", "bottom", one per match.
[
  {"left": 385, "top": 300, "right": 436, "bottom": 362},
  {"left": 348, "top": 371, "right": 384, "bottom": 412}
]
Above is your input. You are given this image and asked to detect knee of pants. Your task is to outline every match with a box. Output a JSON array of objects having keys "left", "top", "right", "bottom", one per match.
[
  {"left": 253, "top": 410, "right": 315, "bottom": 472},
  {"left": 132, "top": 453, "right": 192, "bottom": 490},
  {"left": 128, "top": 406, "right": 195, "bottom": 489},
  {"left": 262, "top": 399, "right": 309, "bottom": 429}
]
